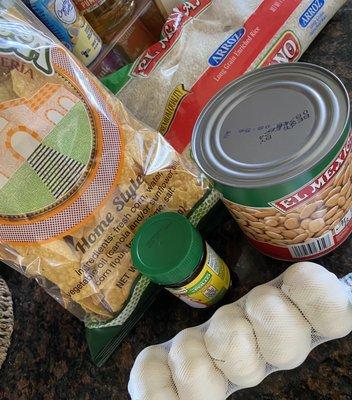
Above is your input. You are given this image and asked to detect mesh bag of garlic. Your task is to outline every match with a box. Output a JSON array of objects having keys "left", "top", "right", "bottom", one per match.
[
  {"left": 103, "top": 0, "right": 346, "bottom": 154},
  {"left": 128, "top": 262, "right": 352, "bottom": 400}
]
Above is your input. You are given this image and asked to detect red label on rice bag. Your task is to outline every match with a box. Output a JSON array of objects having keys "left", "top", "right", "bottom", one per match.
[
  {"left": 260, "top": 31, "right": 301, "bottom": 67},
  {"left": 132, "top": 0, "right": 212, "bottom": 77},
  {"left": 162, "top": 0, "right": 302, "bottom": 152}
]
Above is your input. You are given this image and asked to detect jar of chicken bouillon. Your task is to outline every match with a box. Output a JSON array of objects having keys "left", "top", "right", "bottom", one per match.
[{"left": 131, "top": 212, "right": 231, "bottom": 308}]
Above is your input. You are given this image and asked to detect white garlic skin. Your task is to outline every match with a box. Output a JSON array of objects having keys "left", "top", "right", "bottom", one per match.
[
  {"left": 128, "top": 345, "right": 176, "bottom": 400},
  {"left": 282, "top": 262, "right": 352, "bottom": 339},
  {"left": 148, "top": 387, "right": 179, "bottom": 400},
  {"left": 246, "top": 285, "right": 311, "bottom": 370},
  {"left": 204, "top": 304, "right": 266, "bottom": 388},
  {"left": 169, "top": 328, "right": 228, "bottom": 400}
]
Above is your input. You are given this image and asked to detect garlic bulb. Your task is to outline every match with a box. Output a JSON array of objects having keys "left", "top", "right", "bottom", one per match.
[
  {"left": 128, "top": 345, "right": 177, "bottom": 400},
  {"left": 282, "top": 262, "right": 352, "bottom": 339},
  {"left": 147, "top": 387, "right": 179, "bottom": 400},
  {"left": 169, "top": 328, "right": 228, "bottom": 400},
  {"left": 204, "top": 304, "right": 266, "bottom": 388},
  {"left": 246, "top": 285, "right": 311, "bottom": 369}
]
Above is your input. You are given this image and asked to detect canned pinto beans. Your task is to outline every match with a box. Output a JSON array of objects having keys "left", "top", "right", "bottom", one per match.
[{"left": 192, "top": 63, "right": 352, "bottom": 261}]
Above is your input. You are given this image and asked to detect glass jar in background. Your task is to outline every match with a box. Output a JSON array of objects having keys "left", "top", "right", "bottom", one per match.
[
  {"left": 140, "top": 0, "right": 165, "bottom": 39},
  {"left": 73, "top": 0, "right": 135, "bottom": 43},
  {"left": 153, "top": 0, "right": 183, "bottom": 18},
  {"left": 105, "top": 17, "right": 155, "bottom": 60},
  {"left": 90, "top": 45, "right": 130, "bottom": 79},
  {"left": 89, "top": 0, "right": 165, "bottom": 78}
]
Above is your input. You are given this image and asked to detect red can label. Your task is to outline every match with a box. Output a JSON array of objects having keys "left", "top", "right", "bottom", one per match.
[{"left": 223, "top": 133, "right": 352, "bottom": 261}]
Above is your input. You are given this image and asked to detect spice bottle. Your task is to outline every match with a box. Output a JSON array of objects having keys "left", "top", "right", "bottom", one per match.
[
  {"left": 29, "top": 0, "right": 102, "bottom": 66},
  {"left": 73, "top": 0, "right": 135, "bottom": 43},
  {"left": 131, "top": 212, "right": 231, "bottom": 308}
]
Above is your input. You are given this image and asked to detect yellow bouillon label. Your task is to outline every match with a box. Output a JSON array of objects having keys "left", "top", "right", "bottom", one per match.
[{"left": 167, "top": 244, "right": 231, "bottom": 308}]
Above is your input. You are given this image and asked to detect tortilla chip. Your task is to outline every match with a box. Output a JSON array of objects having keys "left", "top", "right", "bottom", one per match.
[
  {"left": 0, "top": 75, "right": 17, "bottom": 102},
  {"left": 11, "top": 67, "right": 57, "bottom": 99}
]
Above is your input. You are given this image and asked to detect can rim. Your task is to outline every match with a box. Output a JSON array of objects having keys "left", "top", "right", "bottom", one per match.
[{"left": 191, "top": 62, "right": 350, "bottom": 189}]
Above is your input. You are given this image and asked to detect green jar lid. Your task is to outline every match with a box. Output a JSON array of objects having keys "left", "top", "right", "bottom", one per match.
[{"left": 131, "top": 212, "right": 204, "bottom": 286}]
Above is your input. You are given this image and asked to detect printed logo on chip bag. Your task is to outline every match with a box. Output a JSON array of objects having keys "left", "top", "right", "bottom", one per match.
[
  {"left": 0, "top": 20, "right": 123, "bottom": 242},
  {"left": 0, "top": 69, "right": 95, "bottom": 219},
  {"left": 260, "top": 31, "right": 301, "bottom": 67},
  {"left": 0, "top": 16, "right": 54, "bottom": 75}
]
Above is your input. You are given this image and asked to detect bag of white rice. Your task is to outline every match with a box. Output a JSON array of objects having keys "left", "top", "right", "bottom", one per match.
[
  {"left": 103, "top": 0, "right": 346, "bottom": 153},
  {"left": 0, "top": 0, "right": 210, "bottom": 365}
]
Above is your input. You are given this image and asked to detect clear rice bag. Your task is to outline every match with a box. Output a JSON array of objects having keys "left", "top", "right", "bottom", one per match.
[{"left": 103, "top": 0, "right": 347, "bottom": 154}]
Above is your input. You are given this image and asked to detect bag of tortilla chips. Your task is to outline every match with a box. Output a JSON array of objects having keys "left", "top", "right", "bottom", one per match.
[{"left": 0, "top": 0, "right": 210, "bottom": 365}]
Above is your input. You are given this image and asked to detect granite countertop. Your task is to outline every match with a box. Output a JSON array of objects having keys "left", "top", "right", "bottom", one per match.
[{"left": 1, "top": 3, "right": 352, "bottom": 400}]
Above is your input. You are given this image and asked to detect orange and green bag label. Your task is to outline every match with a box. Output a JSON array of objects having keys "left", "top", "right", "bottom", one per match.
[{"left": 0, "top": 1, "right": 213, "bottom": 366}]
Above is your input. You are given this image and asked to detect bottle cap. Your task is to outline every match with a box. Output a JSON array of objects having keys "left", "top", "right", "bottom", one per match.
[{"left": 131, "top": 212, "right": 204, "bottom": 286}]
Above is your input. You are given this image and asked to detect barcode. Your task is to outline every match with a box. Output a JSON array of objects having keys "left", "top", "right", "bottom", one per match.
[
  {"left": 203, "top": 285, "right": 218, "bottom": 299},
  {"left": 289, "top": 232, "right": 334, "bottom": 258}
]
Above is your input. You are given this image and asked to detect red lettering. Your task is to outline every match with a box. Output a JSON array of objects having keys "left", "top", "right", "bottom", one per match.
[
  {"left": 10, "top": 59, "right": 20, "bottom": 72},
  {"left": 132, "top": 0, "right": 211, "bottom": 77},
  {"left": 293, "top": 192, "right": 309, "bottom": 202},
  {"left": 0, "top": 57, "right": 10, "bottom": 68},
  {"left": 273, "top": 132, "right": 352, "bottom": 212},
  {"left": 261, "top": 31, "right": 301, "bottom": 67},
  {"left": 24, "top": 67, "right": 34, "bottom": 79},
  {"left": 278, "top": 198, "right": 296, "bottom": 209}
]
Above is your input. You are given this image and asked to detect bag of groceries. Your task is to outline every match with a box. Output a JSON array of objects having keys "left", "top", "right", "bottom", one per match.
[
  {"left": 103, "top": 0, "right": 347, "bottom": 153},
  {"left": 0, "top": 0, "right": 212, "bottom": 365},
  {"left": 100, "top": 0, "right": 347, "bottom": 363},
  {"left": 0, "top": 0, "right": 346, "bottom": 366}
]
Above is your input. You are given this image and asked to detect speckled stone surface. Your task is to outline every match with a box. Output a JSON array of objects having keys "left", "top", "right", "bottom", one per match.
[{"left": 1, "top": 3, "right": 352, "bottom": 400}]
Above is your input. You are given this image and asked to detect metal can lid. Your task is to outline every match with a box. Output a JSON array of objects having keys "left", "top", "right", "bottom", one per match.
[{"left": 192, "top": 63, "right": 350, "bottom": 188}]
